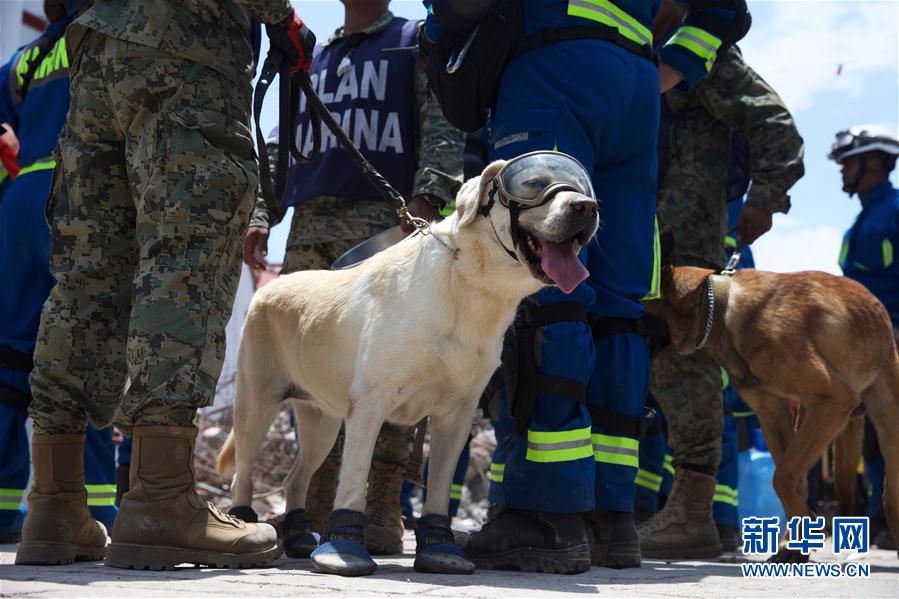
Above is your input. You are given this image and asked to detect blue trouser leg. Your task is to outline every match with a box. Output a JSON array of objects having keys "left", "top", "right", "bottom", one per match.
[
  {"left": 635, "top": 405, "right": 666, "bottom": 514},
  {"left": 487, "top": 40, "right": 657, "bottom": 515},
  {"left": 713, "top": 412, "right": 739, "bottom": 527},
  {"left": 866, "top": 457, "right": 886, "bottom": 520},
  {"left": 499, "top": 285, "right": 597, "bottom": 513},
  {"left": 85, "top": 425, "right": 118, "bottom": 529},
  {"left": 448, "top": 439, "right": 470, "bottom": 518},
  {"left": 589, "top": 333, "right": 648, "bottom": 512},
  {"left": 661, "top": 446, "right": 674, "bottom": 498},
  {"left": 0, "top": 397, "right": 28, "bottom": 534},
  {"left": 487, "top": 391, "right": 513, "bottom": 505}
]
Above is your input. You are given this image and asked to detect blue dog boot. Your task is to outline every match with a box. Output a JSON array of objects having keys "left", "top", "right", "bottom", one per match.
[
  {"left": 283, "top": 507, "right": 319, "bottom": 558},
  {"left": 414, "top": 513, "right": 475, "bottom": 574},
  {"left": 311, "top": 509, "right": 377, "bottom": 576}
]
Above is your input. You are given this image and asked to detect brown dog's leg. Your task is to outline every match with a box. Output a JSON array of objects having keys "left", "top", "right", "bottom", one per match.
[
  {"left": 833, "top": 416, "right": 864, "bottom": 517},
  {"left": 769, "top": 392, "right": 857, "bottom": 562},
  {"left": 862, "top": 363, "right": 899, "bottom": 554}
]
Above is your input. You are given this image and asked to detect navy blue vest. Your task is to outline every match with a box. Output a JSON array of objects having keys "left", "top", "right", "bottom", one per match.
[{"left": 284, "top": 18, "right": 419, "bottom": 206}]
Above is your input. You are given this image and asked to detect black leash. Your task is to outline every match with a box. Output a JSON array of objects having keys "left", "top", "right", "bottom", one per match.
[{"left": 253, "top": 49, "right": 429, "bottom": 235}]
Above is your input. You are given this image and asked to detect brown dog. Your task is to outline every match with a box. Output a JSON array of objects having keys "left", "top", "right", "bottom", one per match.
[{"left": 646, "top": 236, "right": 899, "bottom": 561}]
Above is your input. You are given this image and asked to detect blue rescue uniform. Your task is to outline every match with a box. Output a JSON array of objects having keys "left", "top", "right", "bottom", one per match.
[
  {"left": 0, "top": 17, "right": 118, "bottom": 535},
  {"left": 444, "top": 0, "right": 743, "bottom": 514}
]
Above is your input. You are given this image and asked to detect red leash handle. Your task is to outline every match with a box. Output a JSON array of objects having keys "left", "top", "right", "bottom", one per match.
[{"left": 0, "top": 143, "right": 20, "bottom": 179}]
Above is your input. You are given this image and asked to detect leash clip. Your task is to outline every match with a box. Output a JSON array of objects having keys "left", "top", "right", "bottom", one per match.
[{"left": 721, "top": 250, "right": 741, "bottom": 276}]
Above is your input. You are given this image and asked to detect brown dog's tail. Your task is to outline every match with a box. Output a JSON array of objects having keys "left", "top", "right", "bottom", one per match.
[{"left": 216, "top": 429, "right": 236, "bottom": 474}]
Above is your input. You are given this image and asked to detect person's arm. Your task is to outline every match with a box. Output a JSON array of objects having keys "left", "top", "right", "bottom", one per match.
[
  {"left": 245, "top": 142, "right": 287, "bottom": 269},
  {"left": 233, "top": 1, "right": 293, "bottom": 24},
  {"left": 657, "top": 0, "right": 750, "bottom": 92},
  {"left": 405, "top": 57, "right": 465, "bottom": 231},
  {"left": 695, "top": 47, "right": 805, "bottom": 243}
]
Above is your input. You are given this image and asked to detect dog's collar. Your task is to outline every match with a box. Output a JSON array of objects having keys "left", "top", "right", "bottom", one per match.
[{"left": 696, "top": 274, "right": 731, "bottom": 351}]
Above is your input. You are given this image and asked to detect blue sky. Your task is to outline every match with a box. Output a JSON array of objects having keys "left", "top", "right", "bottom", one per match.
[{"left": 263, "top": 0, "right": 899, "bottom": 274}]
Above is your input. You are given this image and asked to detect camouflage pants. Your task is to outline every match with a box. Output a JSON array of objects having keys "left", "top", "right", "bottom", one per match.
[
  {"left": 280, "top": 204, "right": 411, "bottom": 466},
  {"left": 29, "top": 33, "right": 256, "bottom": 434},
  {"left": 649, "top": 347, "right": 723, "bottom": 471}
]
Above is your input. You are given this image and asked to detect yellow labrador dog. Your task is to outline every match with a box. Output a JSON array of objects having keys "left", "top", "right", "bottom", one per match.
[{"left": 217, "top": 155, "right": 598, "bottom": 576}]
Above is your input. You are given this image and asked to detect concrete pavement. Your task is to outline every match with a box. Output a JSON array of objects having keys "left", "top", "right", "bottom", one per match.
[{"left": 2, "top": 536, "right": 897, "bottom": 598}]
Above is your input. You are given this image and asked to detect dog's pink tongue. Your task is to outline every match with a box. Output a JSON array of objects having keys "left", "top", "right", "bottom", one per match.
[{"left": 540, "top": 241, "right": 588, "bottom": 294}]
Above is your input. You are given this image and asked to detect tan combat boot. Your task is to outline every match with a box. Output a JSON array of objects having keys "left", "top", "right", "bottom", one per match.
[
  {"left": 105, "top": 426, "right": 281, "bottom": 570},
  {"left": 306, "top": 458, "right": 338, "bottom": 533},
  {"left": 637, "top": 467, "right": 723, "bottom": 559},
  {"left": 15, "top": 434, "right": 108, "bottom": 565},
  {"left": 364, "top": 461, "right": 405, "bottom": 555}
]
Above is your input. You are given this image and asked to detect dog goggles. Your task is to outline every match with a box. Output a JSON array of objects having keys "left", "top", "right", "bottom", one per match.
[{"left": 494, "top": 151, "right": 594, "bottom": 208}]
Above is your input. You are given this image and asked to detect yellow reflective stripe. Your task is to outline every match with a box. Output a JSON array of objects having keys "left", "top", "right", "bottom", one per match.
[
  {"left": 677, "top": 26, "right": 722, "bottom": 49},
  {"left": 488, "top": 462, "right": 504, "bottom": 482},
  {"left": 591, "top": 433, "right": 639, "bottom": 468},
  {"left": 527, "top": 426, "right": 593, "bottom": 463},
  {"left": 724, "top": 235, "right": 737, "bottom": 249},
  {"left": 528, "top": 426, "right": 593, "bottom": 444},
  {"left": 713, "top": 484, "right": 738, "bottom": 506},
  {"left": 0, "top": 167, "right": 8, "bottom": 185},
  {"left": 567, "top": 0, "right": 653, "bottom": 47},
  {"left": 666, "top": 26, "right": 721, "bottom": 71},
  {"left": 838, "top": 237, "right": 849, "bottom": 268},
  {"left": 450, "top": 483, "right": 463, "bottom": 500},
  {"left": 86, "top": 483, "right": 117, "bottom": 506},
  {"left": 883, "top": 238, "right": 893, "bottom": 268},
  {"left": 641, "top": 216, "right": 661, "bottom": 300},
  {"left": 732, "top": 410, "right": 754, "bottom": 418},
  {"left": 663, "top": 454, "right": 674, "bottom": 475},
  {"left": 0, "top": 487, "right": 26, "bottom": 510},
  {"left": 635, "top": 468, "right": 663, "bottom": 492},
  {"left": 18, "top": 158, "right": 56, "bottom": 177},
  {"left": 720, "top": 368, "right": 729, "bottom": 389}
]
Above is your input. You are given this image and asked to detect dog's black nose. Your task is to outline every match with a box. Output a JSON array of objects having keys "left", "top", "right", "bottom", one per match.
[{"left": 571, "top": 196, "right": 597, "bottom": 216}]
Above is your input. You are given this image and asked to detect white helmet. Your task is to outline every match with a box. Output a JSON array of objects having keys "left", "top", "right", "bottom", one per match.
[{"left": 828, "top": 125, "right": 899, "bottom": 163}]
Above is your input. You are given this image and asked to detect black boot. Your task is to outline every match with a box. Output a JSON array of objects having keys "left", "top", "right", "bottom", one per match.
[
  {"left": 717, "top": 523, "right": 739, "bottom": 553},
  {"left": 466, "top": 508, "right": 591, "bottom": 574},
  {"left": 582, "top": 509, "right": 641, "bottom": 569}
]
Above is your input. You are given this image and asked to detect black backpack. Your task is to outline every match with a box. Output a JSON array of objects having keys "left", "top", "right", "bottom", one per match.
[{"left": 423, "top": 0, "right": 523, "bottom": 132}]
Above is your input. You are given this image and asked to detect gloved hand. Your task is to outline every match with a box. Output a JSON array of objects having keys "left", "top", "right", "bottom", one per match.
[
  {"left": 266, "top": 9, "right": 316, "bottom": 73},
  {"left": 736, "top": 205, "right": 772, "bottom": 245}
]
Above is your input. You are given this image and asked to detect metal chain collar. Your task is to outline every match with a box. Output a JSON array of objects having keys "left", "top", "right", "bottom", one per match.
[{"left": 696, "top": 276, "right": 715, "bottom": 351}]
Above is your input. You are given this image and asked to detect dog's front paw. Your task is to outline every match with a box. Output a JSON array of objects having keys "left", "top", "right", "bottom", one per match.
[
  {"left": 414, "top": 513, "right": 476, "bottom": 575},
  {"left": 310, "top": 509, "right": 377, "bottom": 576}
]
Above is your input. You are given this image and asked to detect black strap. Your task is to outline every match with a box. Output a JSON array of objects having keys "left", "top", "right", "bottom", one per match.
[
  {"left": 591, "top": 314, "right": 668, "bottom": 340},
  {"left": 0, "top": 383, "right": 32, "bottom": 416},
  {"left": 534, "top": 372, "right": 645, "bottom": 438},
  {"left": 0, "top": 349, "right": 33, "bottom": 372},
  {"left": 523, "top": 301, "right": 588, "bottom": 328},
  {"left": 517, "top": 25, "right": 656, "bottom": 63}
]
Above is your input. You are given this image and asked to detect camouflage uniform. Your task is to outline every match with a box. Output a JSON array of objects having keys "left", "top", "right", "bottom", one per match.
[
  {"left": 651, "top": 46, "right": 804, "bottom": 470},
  {"left": 251, "top": 11, "right": 465, "bottom": 466},
  {"left": 30, "top": 0, "right": 292, "bottom": 434}
]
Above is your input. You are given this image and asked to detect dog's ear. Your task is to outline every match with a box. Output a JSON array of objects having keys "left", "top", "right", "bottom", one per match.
[
  {"left": 457, "top": 160, "right": 506, "bottom": 228},
  {"left": 659, "top": 228, "right": 677, "bottom": 267}
]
